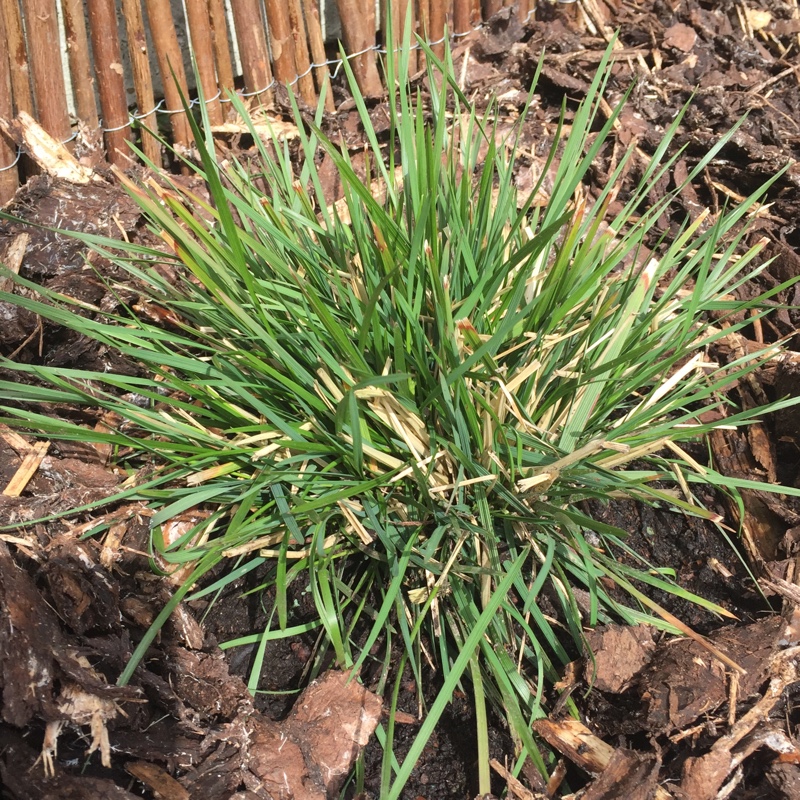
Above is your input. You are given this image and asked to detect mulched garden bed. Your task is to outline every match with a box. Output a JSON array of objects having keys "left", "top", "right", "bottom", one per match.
[{"left": 2, "top": 1, "right": 800, "bottom": 798}]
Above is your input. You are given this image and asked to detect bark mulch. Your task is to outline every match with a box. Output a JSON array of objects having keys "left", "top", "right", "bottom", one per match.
[{"left": 3, "top": 1, "right": 800, "bottom": 798}]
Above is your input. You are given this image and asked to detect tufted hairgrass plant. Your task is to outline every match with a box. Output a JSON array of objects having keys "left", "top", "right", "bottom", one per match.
[{"left": 1, "top": 33, "right": 797, "bottom": 797}]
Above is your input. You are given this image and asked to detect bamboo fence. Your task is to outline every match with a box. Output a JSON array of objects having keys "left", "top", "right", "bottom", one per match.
[{"left": 0, "top": 0, "right": 536, "bottom": 205}]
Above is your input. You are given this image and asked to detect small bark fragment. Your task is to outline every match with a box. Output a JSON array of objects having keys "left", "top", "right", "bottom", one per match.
[
  {"left": 0, "top": 112, "right": 96, "bottom": 183},
  {"left": 584, "top": 624, "right": 656, "bottom": 693}
]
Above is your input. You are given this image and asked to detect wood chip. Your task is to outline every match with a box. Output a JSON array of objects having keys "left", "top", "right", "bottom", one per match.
[
  {"left": 0, "top": 232, "right": 29, "bottom": 292},
  {"left": 126, "top": 761, "right": 189, "bottom": 800},
  {"left": 0, "top": 112, "right": 96, "bottom": 184},
  {"left": 2, "top": 440, "right": 50, "bottom": 497},
  {"left": 0, "top": 423, "right": 32, "bottom": 455}
]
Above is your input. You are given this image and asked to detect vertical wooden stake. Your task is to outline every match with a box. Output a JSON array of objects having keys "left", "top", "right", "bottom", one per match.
[
  {"left": 229, "top": 0, "right": 274, "bottom": 105},
  {"left": 453, "top": 0, "right": 472, "bottom": 33},
  {"left": 399, "top": 0, "right": 417, "bottom": 72},
  {"left": 428, "top": 0, "right": 446, "bottom": 58},
  {"left": 473, "top": 0, "right": 482, "bottom": 25},
  {"left": 0, "top": 8, "right": 19, "bottom": 205},
  {"left": 87, "top": 0, "right": 133, "bottom": 165},
  {"left": 184, "top": 0, "right": 223, "bottom": 124},
  {"left": 334, "top": 0, "right": 382, "bottom": 97},
  {"left": 20, "top": 0, "right": 71, "bottom": 143},
  {"left": 419, "top": 0, "right": 431, "bottom": 33},
  {"left": 483, "top": 0, "right": 501, "bottom": 17},
  {"left": 364, "top": 0, "right": 377, "bottom": 58},
  {"left": 301, "top": 0, "right": 335, "bottom": 111},
  {"left": 417, "top": 0, "right": 430, "bottom": 68},
  {"left": 287, "top": 0, "right": 317, "bottom": 106},
  {"left": 264, "top": 0, "right": 298, "bottom": 86},
  {"left": 383, "top": 0, "right": 416, "bottom": 71},
  {"left": 1, "top": 0, "right": 33, "bottom": 116},
  {"left": 381, "top": 0, "right": 418, "bottom": 75},
  {"left": 119, "top": 0, "right": 161, "bottom": 164},
  {"left": 207, "top": 0, "right": 235, "bottom": 100},
  {"left": 142, "top": 0, "right": 193, "bottom": 147},
  {"left": 381, "top": 0, "right": 399, "bottom": 56},
  {"left": 517, "top": 0, "right": 531, "bottom": 21},
  {"left": 61, "top": 0, "right": 99, "bottom": 128}
]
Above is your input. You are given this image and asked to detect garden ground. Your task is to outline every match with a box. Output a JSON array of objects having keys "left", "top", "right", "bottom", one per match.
[{"left": 2, "top": 0, "right": 800, "bottom": 797}]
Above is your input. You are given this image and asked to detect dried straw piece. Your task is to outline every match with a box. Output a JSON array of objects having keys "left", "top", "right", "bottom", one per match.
[
  {"left": 87, "top": 0, "right": 132, "bottom": 165},
  {"left": 230, "top": 0, "right": 274, "bottom": 105},
  {"left": 120, "top": 0, "right": 160, "bottom": 164},
  {"left": 61, "top": 0, "right": 99, "bottom": 128},
  {"left": 184, "top": 0, "right": 223, "bottom": 124},
  {"left": 143, "top": 0, "right": 193, "bottom": 147},
  {"left": 301, "top": 0, "right": 335, "bottom": 111},
  {"left": 20, "top": 0, "right": 71, "bottom": 143},
  {"left": 334, "top": 0, "right": 382, "bottom": 97}
]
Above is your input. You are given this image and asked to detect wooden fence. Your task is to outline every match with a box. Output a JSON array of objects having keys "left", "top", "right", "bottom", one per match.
[{"left": 0, "top": 0, "right": 538, "bottom": 206}]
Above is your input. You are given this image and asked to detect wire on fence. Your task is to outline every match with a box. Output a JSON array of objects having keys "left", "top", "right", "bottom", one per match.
[
  {"left": 0, "top": 150, "right": 21, "bottom": 173},
  {"left": 0, "top": 17, "right": 517, "bottom": 174},
  {"left": 132, "top": 26, "right": 478, "bottom": 114}
]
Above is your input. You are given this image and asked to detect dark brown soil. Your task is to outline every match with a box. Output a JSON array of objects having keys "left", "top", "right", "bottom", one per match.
[{"left": 3, "top": 1, "right": 800, "bottom": 798}]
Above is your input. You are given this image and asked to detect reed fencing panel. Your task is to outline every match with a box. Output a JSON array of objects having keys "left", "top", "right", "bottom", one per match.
[{"left": 0, "top": 0, "right": 535, "bottom": 205}]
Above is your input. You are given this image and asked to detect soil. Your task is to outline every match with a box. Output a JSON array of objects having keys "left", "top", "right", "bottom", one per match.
[{"left": 3, "top": 1, "right": 800, "bottom": 798}]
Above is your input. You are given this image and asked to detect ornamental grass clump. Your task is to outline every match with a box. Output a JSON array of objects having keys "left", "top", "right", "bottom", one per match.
[{"left": 0, "top": 38, "right": 797, "bottom": 796}]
